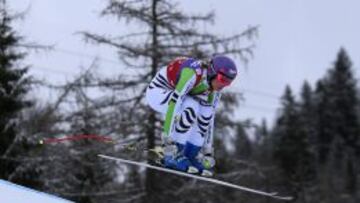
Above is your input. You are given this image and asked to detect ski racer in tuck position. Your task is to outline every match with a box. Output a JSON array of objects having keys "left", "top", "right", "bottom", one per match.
[{"left": 145, "top": 55, "right": 238, "bottom": 176}]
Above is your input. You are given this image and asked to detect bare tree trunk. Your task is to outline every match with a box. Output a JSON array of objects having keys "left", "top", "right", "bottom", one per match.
[
  {"left": 148, "top": 0, "right": 159, "bottom": 153},
  {"left": 144, "top": 0, "right": 162, "bottom": 202}
]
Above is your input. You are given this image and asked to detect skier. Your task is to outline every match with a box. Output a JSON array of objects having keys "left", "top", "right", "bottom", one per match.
[{"left": 145, "top": 55, "right": 237, "bottom": 176}]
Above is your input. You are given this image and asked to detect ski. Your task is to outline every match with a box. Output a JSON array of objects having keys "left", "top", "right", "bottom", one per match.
[{"left": 98, "top": 154, "right": 293, "bottom": 201}]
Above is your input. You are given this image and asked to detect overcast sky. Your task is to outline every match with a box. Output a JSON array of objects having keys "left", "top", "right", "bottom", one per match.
[{"left": 8, "top": 0, "right": 360, "bottom": 126}]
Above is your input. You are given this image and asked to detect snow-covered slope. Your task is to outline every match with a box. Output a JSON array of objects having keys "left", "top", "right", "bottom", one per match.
[{"left": 0, "top": 180, "right": 73, "bottom": 203}]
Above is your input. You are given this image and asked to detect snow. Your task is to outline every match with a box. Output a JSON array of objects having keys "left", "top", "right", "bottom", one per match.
[{"left": 0, "top": 180, "right": 73, "bottom": 203}]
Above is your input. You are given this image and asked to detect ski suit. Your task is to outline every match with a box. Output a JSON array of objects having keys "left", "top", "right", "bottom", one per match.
[{"left": 145, "top": 57, "right": 221, "bottom": 155}]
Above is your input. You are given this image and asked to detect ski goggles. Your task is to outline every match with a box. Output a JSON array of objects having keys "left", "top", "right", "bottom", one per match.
[{"left": 215, "top": 73, "right": 233, "bottom": 86}]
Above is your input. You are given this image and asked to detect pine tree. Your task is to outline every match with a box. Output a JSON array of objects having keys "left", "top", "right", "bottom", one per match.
[
  {"left": 0, "top": 0, "right": 32, "bottom": 181},
  {"left": 298, "top": 81, "right": 318, "bottom": 202},
  {"left": 299, "top": 81, "right": 316, "bottom": 146},
  {"left": 314, "top": 79, "right": 333, "bottom": 164},
  {"left": 315, "top": 48, "right": 360, "bottom": 200},
  {"left": 255, "top": 119, "right": 273, "bottom": 166},
  {"left": 329, "top": 49, "right": 360, "bottom": 160},
  {"left": 272, "top": 86, "right": 298, "bottom": 190},
  {"left": 272, "top": 85, "right": 315, "bottom": 201}
]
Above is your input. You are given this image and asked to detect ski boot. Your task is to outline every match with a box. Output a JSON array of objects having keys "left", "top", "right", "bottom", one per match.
[
  {"left": 162, "top": 142, "right": 199, "bottom": 173},
  {"left": 155, "top": 142, "right": 215, "bottom": 176},
  {"left": 182, "top": 142, "right": 215, "bottom": 177},
  {"left": 159, "top": 142, "right": 194, "bottom": 172}
]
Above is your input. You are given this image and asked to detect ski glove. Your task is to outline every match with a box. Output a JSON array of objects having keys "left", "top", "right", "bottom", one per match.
[{"left": 201, "top": 154, "right": 216, "bottom": 169}]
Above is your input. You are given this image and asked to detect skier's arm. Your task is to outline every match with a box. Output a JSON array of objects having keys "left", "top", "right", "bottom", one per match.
[
  {"left": 203, "top": 92, "right": 221, "bottom": 155},
  {"left": 203, "top": 117, "right": 215, "bottom": 155},
  {"left": 163, "top": 68, "right": 196, "bottom": 140}
]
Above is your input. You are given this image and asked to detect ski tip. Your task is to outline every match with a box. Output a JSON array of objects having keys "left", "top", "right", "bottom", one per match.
[
  {"left": 274, "top": 196, "right": 294, "bottom": 201},
  {"left": 267, "top": 191, "right": 293, "bottom": 201}
]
